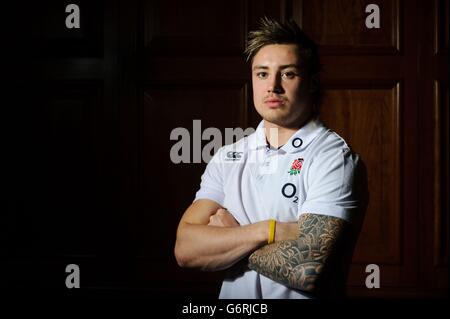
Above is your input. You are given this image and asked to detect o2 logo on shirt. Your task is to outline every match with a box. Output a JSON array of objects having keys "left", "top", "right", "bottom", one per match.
[{"left": 282, "top": 183, "right": 298, "bottom": 203}]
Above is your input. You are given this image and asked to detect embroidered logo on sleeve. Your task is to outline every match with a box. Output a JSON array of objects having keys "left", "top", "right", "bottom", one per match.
[{"left": 288, "top": 158, "right": 303, "bottom": 175}]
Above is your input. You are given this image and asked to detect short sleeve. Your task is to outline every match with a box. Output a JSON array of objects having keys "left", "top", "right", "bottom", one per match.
[
  {"left": 194, "top": 148, "right": 225, "bottom": 206},
  {"left": 300, "top": 148, "right": 367, "bottom": 225}
]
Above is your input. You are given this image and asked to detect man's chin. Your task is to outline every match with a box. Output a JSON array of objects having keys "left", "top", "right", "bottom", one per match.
[
  {"left": 261, "top": 116, "right": 290, "bottom": 127},
  {"left": 261, "top": 113, "right": 308, "bottom": 129}
]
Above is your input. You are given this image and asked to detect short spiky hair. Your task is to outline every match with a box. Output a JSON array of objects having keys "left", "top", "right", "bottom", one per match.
[{"left": 245, "top": 17, "right": 322, "bottom": 109}]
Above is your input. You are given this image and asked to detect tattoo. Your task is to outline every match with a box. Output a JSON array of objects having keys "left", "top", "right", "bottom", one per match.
[{"left": 248, "top": 213, "right": 351, "bottom": 294}]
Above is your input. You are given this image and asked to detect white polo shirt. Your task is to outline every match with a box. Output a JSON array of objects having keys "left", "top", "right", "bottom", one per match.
[{"left": 194, "top": 118, "right": 363, "bottom": 299}]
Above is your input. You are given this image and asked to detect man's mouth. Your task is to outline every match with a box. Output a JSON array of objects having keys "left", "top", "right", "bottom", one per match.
[{"left": 264, "top": 98, "right": 285, "bottom": 108}]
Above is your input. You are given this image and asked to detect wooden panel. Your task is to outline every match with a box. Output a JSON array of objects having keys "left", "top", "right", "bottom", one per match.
[
  {"left": 5, "top": 0, "right": 129, "bottom": 294},
  {"left": 144, "top": 0, "right": 247, "bottom": 55},
  {"left": 26, "top": 1, "right": 104, "bottom": 57},
  {"left": 6, "top": 81, "right": 110, "bottom": 257},
  {"left": 435, "top": 0, "right": 449, "bottom": 53},
  {"left": 320, "top": 84, "right": 401, "bottom": 265},
  {"left": 434, "top": 81, "right": 449, "bottom": 268},
  {"left": 423, "top": 0, "right": 449, "bottom": 293},
  {"left": 137, "top": 85, "right": 248, "bottom": 261},
  {"left": 145, "top": 57, "right": 248, "bottom": 83},
  {"left": 38, "top": 82, "right": 107, "bottom": 256},
  {"left": 137, "top": 84, "right": 250, "bottom": 294},
  {"left": 299, "top": 0, "right": 400, "bottom": 53},
  {"left": 247, "top": 0, "right": 286, "bottom": 26}
]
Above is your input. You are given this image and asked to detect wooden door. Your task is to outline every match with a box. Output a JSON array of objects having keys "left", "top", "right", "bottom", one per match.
[
  {"left": 5, "top": 0, "right": 447, "bottom": 299},
  {"left": 139, "top": 0, "right": 448, "bottom": 297}
]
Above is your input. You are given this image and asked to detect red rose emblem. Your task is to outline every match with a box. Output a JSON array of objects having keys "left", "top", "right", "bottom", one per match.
[
  {"left": 291, "top": 159, "right": 303, "bottom": 170},
  {"left": 288, "top": 158, "right": 304, "bottom": 175}
]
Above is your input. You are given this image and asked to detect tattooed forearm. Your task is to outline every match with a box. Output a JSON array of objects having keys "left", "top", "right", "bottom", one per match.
[{"left": 248, "top": 213, "right": 350, "bottom": 293}]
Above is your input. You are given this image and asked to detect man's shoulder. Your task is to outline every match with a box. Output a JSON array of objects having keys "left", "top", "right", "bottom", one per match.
[{"left": 310, "top": 127, "right": 357, "bottom": 160}]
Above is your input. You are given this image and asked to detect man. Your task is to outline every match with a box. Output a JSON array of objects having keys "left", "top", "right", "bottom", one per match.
[{"left": 174, "top": 17, "right": 368, "bottom": 299}]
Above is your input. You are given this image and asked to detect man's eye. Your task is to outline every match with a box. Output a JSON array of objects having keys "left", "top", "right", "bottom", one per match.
[
  {"left": 256, "top": 72, "right": 268, "bottom": 79},
  {"left": 281, "top": 72, "right": 297, "bottom": 79}
]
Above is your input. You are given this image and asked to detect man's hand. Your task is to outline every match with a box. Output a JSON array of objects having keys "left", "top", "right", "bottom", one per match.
[
  {"left": 208, "top": 208, "right": 240, "bottom": 227},
  {"left": 175, "top": 199, "right": 268, "bottom": 271}
]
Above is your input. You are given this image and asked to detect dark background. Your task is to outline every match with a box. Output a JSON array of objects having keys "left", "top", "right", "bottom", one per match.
[{"left": 4, "top": 0, "right": 449, "bottom": 299}]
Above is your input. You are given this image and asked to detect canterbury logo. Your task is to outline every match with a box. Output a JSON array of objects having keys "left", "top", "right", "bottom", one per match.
[{"left": 226, "top": 151, "right": 243, "bottom": 161}]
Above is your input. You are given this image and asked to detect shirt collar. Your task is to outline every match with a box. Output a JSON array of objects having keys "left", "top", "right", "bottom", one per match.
[{"left": 250, "top": 117, "right": 326, "bottom": 153}]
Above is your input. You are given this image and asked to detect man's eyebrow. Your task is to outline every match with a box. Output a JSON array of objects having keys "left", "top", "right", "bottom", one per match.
[
  {"left": 279, "top": 64, "right": 300, "bottom": 70},
  {"left": 252, "top": 64, "right": 300, "bottom": 71},
  {"left": 252, "top": 65, "right": 269, "bottom": 71}
]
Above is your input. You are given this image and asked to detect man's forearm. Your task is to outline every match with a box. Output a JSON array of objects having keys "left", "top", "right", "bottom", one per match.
[
  {"left": 248, "top": 213, "right": 350, "bottom": 292},
  {"left": 175, "top": 221, "right": 268, "bottom": 271}
]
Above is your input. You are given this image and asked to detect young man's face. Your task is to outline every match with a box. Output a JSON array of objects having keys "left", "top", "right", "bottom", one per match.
[{"left": 252, "top": 44, "right": 311, "bottom": 128}]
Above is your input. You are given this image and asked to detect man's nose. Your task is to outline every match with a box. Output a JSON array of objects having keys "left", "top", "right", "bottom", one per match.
[{"left": 267, "top": 75, "right": 283, "bottom": 94}]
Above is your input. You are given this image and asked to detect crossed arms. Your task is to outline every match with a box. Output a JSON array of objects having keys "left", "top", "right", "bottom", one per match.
[
  {"left": 248, "top": 213, "right": 351, "bottom": 292},
  {"left": 175, "top": 199, "right": 352, "bottom": 293}
]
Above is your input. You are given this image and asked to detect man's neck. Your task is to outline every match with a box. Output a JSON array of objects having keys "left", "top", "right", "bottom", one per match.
[{"left": 263, "top": 117, "right": 311, "bottom": 148}]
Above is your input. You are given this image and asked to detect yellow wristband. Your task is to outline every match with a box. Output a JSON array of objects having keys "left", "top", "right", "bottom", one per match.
[{"left": 268, "top": 219, "right": 276, "bottom": 244}]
